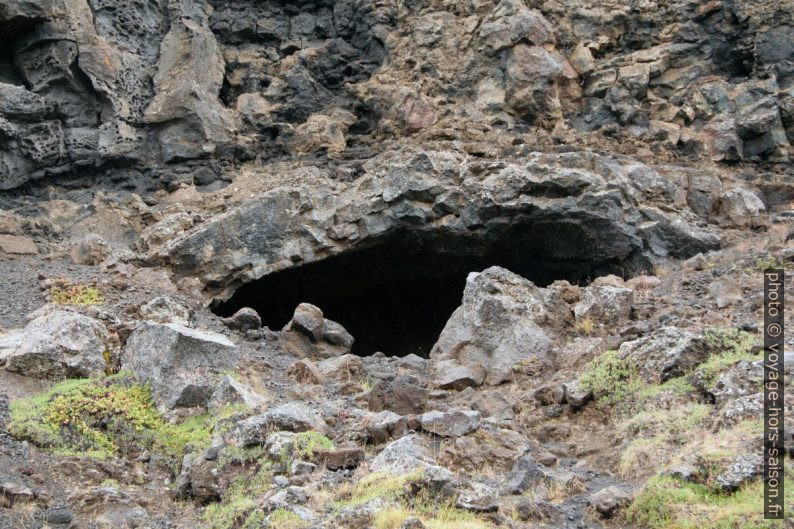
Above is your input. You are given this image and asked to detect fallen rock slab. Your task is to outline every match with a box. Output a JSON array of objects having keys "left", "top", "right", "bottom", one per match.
[{"left": 5, "top": 310, "right": 114, "bottom": 379}]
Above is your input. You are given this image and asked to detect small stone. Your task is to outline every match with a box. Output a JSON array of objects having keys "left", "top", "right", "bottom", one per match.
[
  {"left": 221, "top": 307, "right": 262, "bottom": 332},
  {"left": 402, "top": 517, "right": 426, "bottom": 529},
  {"left": 314, "top": 447, "right": 365, "bottom": 470},
  {"left": 139, "top": 296, "right": 192, "bottom": 326},
  {"left": 45, "top": 504, "right": 74, "bottom": 525},
  {"left": 589, "top": 486, "right": 632, "bottom": 518},
  {"left": 0, "top": 480, "right": 34, "bottom": 507},
  {"left": 70, "top": 233, "right": 110, "bottom": 265},
  {"left": 420, "top": 409, "right": 481, "bottom": 437}
]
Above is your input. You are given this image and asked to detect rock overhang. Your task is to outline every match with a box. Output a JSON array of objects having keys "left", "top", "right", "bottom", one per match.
[{"left": 148, "top": 149, "right": 722, "bottom": 356}]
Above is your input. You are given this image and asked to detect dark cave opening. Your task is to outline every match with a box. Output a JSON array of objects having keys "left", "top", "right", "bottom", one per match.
[{"left": 214, "top": 221, "right": 638, "bottom": 357}]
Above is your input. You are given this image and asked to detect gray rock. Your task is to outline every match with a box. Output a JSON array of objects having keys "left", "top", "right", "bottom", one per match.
[
  {"left": 562, "top": 380, "right": 593, "bottom": 409},
  {"left": 504, "top": 455, "right": 545, "bottom": 494},
  {"left": 479, "top": 1, "right": 555, "bottom": 54},
  {"left": 139, "top": 296, "right": 192, "bottom": 326},
  {"left": 707, "top": 278, "right": 743, "bottom": 309},
  {"left": 208, "top": 374, "right": 267, "bottom": 411},
  {"left": 322, "top": 319, "right": 354, "bottom": 349},
  {"left": 123, "top": 322, "right": 239, "bottom": 409},
  {"left": 368, "top": 376, "right": 428, "bottom": 415},
  {"left": 431, "top": 267, "right": 557, "bottom": 387},
  {"left": 70, "top": 234, "right": 110, "bottom": 265},
  {"left": 316, "top": 354, "right": 364, "bottom": 382},
  {"left": 5, "top": 310, "right": 114, "bottom": 379},
  {"left": 703, "top": 360, "right": 764, "bottom": 406},
  {"left": 432, "top": 359, "right": 485, "bottom": 390},
  {"left": 0, "top": 479, "right": 34, "bottom": 508},
  {"left": 367, "top": 410, "right": 407, "bottom": 444},
  {"left": 619, "top": 326, "right": 707, "bottom": 383},
  {"left": 368, "top": 434, "right": 437, "bottom": 474},
  {"left": 420, "top": 409, "right": 481, "bottom": 437},
  {"left": 455, "top": 481, "right": 500, "bottom": 513},
  {"left": 221, "top": 307, "right": 261, "bottom": 332},
  {"left": 718, "top": 188, "right": 766, "bottom": 227},
  {"left": 288, "top": 303, "right": 325, "bottom": 342},
  {"left": 574, "top": 285, "right": 634, "bottom": 325},
  {"left": 504, "top": 44, "right": 563, "bottom": 127},
  {"left": 238, "top": 402, "right": 325, "bottom": 444},
  {"left": 588, "top": 486, "right": 632, "bottom": 518},
  {"left": 715, "top": 452, "right": 763, "bottom": 492}
]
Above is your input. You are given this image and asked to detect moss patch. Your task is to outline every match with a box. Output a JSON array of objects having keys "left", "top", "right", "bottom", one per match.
[
  {"left": 578, "top": 350, "right": 644, "bottom": 409},
  {"left": 696, "top": 329, "right": 758, "bottom": 387},
  {"left": 292, "top": 431, "right": 334, "bottom": 459},
  {"left": 267, "top": 509, "right": 309, "bottom": 529},
  {"left": 49, "top": 280, "right": 104, "bottom": 306},
  {"left": 9, "top": 374, "right": 215, "bottom": 466}
]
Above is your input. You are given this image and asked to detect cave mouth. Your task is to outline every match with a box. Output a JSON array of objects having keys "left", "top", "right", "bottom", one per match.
[{"left": 213, "top": 220, "right": 637, "bottom": 357}]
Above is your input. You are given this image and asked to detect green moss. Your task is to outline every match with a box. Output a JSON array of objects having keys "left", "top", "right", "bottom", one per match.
[
  {"left": 753, "top": 254, "right": 786, "bottom": 272},
  {"left": 578, "top": 350, "right": 644, "bottom": 409},
  {"left": 617, "top": 404, "right": 712, "bottom": 477},
  {"left": 625, "top": 474, "right": 792, "bottom": 529},
  {"left": 50, "top": 282, "right": 104, "bottom": 305},
  {"left": 219, "top": 445, "right": 267, "bottom": 466},
  {"left": 9, "top": 374, "right": 215, "bottom": 470},
  {"left": 697, "top": 329, "right": 758, "bottom": 387},
  {"left": 337, "top": 471, "right": 424, "bottom": 509}
]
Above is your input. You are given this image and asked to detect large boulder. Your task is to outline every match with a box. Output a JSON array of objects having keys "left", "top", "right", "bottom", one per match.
[
  {"left": 717, "top": 188, "right": 766, "bottom": 227},
  {"left": 235, "top": 402, "right": 326, "bottom": 446},
  {"left": 619, "top": 326, "right": 706, "bottom": 383},
  {"left": 431, "top": 267, "right": 557, "bottom": 387},
  {"left": 504, "top": 44, "right": 563, "bottom": 127},
  {"left": 574, "top": 285, "right": 634, "bottom": 325},
  {"left": 4, "top": 311, "right": 115, "bottom": 379},
  {"left": 123, "top": 322, "right": 240, "bottom": 409},
  {"left": 368, "top": 434, "right": 438, "bottom": 474}
]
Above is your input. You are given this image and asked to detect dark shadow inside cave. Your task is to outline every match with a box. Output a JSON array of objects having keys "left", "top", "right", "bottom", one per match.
[{"left": 214, "top": 219, "right": 639, "bottom": 357}]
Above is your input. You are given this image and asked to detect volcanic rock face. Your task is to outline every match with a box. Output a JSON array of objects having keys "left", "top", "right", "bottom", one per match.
[{"left": 1, "top": 0, "right": 792, "bottom": 195}]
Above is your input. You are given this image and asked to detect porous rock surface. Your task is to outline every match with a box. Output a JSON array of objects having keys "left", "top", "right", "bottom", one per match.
[{"left": 0, "top": 1, "right": 793, "bottom": 529}]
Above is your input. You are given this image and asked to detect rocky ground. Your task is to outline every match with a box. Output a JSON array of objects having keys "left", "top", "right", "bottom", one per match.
[{"left": 1, "top": 0, "right": 794, "bottom": 528}]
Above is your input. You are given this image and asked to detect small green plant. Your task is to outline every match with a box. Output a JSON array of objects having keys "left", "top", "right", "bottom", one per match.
[
  {"left": 267, "top": 509, "right": 309, "bottom": 529},
  {"left": 578, "top": 350, "right": 643, "bottom": 409},
  {"left": 49, "top": 280, "right": 104, "bottom": 305},
  {"left": 697, "top": 329, "right": 758, "bottom": 387},
  {"left": 292, "top": 431, "right": 334, "bottom": 459},
  {"left": 573, "top": 317, "right": 596, "bottom": 336},
  {"left": 753, "top": 254, "right": 785, "bottom": 272},
  {"left": 336, "top": 470, "right": 424, "bottom": 509},
  {"left": 203, "top": 463, "right": 273, "bottom": 529},
  {"left": 617, "top": 404, "right": 711, "bottom": 477}
]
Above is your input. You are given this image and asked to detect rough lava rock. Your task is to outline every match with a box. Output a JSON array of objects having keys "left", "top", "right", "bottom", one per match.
[
  {"left": 4, "top": 310, "right": 115, "bottom": 379},
  {"left": 123, "top": 322, "right": 240, "bottom": 409},
  {"left": 430, "top": 266, "right": 558, "bottom": 387}
]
